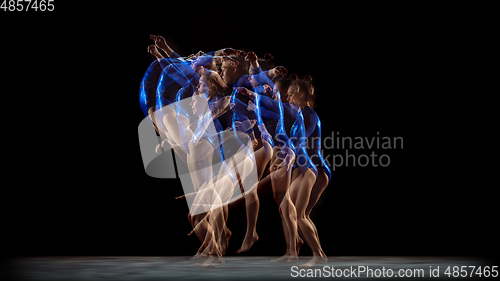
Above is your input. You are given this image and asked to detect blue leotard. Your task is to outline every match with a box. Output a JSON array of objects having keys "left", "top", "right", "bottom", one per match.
[
  {"left": 254, "top": 94, "right": 317, "bottom": 178},
  {"left": 298, "top": 106, "right": 332, "bottom": 182},
  {"left": 139, "top": 60, "right": 163, "bottom": 117}
]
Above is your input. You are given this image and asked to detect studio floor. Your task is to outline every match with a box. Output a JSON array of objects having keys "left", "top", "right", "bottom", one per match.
[{"left": 5, "top": 256, "right": 495, "bottom": 280}]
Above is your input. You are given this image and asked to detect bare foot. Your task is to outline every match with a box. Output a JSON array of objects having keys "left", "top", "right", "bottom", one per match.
[
  {"left": 296, "top": 237, "right": 304, "bottom": 255},
  {"left": 269, "top": 238, "right": 303, "bottom": 261},
  {"left": 191, "top": 252, "right": 207, "bottom": 260},
  {"left": 299, "top": 255, "right": 328, "bottom": 268},
  {"left": 220, "top": 228, "right": 232, "bottom": 255},
  {"left": 271, "top": 254, "right": 288, "bottom": 262},
  {"left": 236, "top": 232, "right": 259, "bottom": 254},
  {"left": 196, "top": 255, "right": 225, "bottom": 267}
]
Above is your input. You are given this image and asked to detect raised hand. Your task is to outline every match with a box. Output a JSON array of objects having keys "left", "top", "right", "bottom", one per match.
[
  {"left": 263, "top": 84, "right": 273, "bottom": 95},
  {"left": 185, "top": 51, "right": 205, "bottom": 61},
  {"left": 274, "top": 65, "right": 288, "bottom": 76},
  {"left": 245, "top": 51, "right": 257, "bottom": 63},
  {"left": 246, "top": 51, "right": 259, "bottom": 70},
  {"left": 147, "top": 45, "right": 163, "bottom": 59},
  {"left": 150, "top": 35, "right": 168, "bottom": 50},
  {"left": 271, "top": 66, "right": 288, "bottom": 77},
  {"left": 247, "top": 100, "right": 257, "bottom": 112}
]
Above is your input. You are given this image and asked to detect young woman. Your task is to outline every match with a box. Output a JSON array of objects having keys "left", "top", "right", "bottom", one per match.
[
  {"left": 286, "top": 76, "right": 331, "bottom": 267},
  {"left": 143, "top": 37, "right": 238, "bottom": 265},
  {"left": 238, "top": 77, "right": 312, "bottom": 263},
  {"left": 242, "top": 75, "right": 331, "bottom": 266}
]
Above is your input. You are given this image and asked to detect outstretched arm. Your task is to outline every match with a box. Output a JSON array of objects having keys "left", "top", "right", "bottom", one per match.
[
  {"left": 237, "top": 87, "right": 288, "bottom": 121},
  {"left": 267, "top": 66, "right": 288, "bottom": 79},
  {"left": 147, "top": 45, "right": 164, "bottom": 60},
  {"left": 245, "top": 51, "right": 260, "bottom": 73},
  {"left": 150, "top": 35, "right": 178, "bottom": 58}
]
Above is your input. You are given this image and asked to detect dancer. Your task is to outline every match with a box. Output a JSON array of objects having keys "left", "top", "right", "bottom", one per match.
[
  {"left": 230, "top": 52, "right": 290, "bottom": 253},
  {"left": 145, "top": 37, "right": 237, "bottom": 262},
  {"left": 183, "top": 88, "right": 258, "bottom": 266},
  {"left": 148, "top": 44, "right": 269, "bottom": 264},
  {"left": 238, "top": 77, "right": 311, "bottom": 262},
  {"left": 285, "top": 76, "right": 331, "bottom": 267},
  {"left": 252, "top": 76, "right": 331, "bottom": 266},
  {"left": 139, "top": 36, "right": 331, "bottom": 266}
]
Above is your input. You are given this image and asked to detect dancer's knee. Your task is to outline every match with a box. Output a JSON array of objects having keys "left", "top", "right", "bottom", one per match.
[
  {"left": 245, "top": 188, "right": 259, "bottom": 204},
  {"left": 295, "top": 207, "right": 307, "bottom": 220}
]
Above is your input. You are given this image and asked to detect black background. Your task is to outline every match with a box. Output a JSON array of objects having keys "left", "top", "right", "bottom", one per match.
[{"left": 3, "top": 2, "right": 497, "bottom": 261}]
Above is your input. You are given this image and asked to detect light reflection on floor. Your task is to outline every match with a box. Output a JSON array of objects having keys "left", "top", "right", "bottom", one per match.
[{"left": 6, "top": 256, "right": 496, "bottom": 280}]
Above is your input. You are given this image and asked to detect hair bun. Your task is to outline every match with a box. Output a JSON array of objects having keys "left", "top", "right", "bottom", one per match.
[
  {"left": 263, "top": 53, "right": 274, "bottom": 61},
  {"left": 289, "top": 73, "right": 298, "bottom": 81},
  {"left": 303, "top": 75, "right": 313, "bottom": 83}
]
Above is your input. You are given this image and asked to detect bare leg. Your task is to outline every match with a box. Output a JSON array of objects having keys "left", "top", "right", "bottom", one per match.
[
  {"left": 271, "top": 166, "right": 297, "bottom": 262},
  {"left": 280, "top": 192, "right": 298, "bottom": 262},
  {"left": 162, "top": 109, "right": 217, "bottom": 258},
  {"left": 185, "top": 139, "right": 214, "bottom": 258},
  {"left": 196, "top": 169, "right": 243, "bottom": 267},
  {"left": 191, "top": 152, "right": 249, "bottom": 262},
  {"left": 190, "top": 185, "right": 227, "bottom": 265},
  {"left": 289, "top": 169, "right": 327, "bottom": 267},
  {"left": 305, "top": 170, "right": 329, "bottom": 258},
  {"left": 236, "top": 143, "right": 271, "bottom": 253},
  {"left": 220, "top": 205, "right": 231, "bottom": 255},
  {"left": 236, "top": 186, "right": 260, "bottom": 253},
  {"left": 272, "top": 169, "right": 303, "bottom": 262}
]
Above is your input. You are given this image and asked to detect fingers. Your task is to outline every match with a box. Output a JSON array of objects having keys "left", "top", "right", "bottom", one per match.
[
  {"left": 247, "top": 100, "right": 256, "bottom": 112},
  {"left": 252, "top": 139, "right": 259, "bottom": 148},
  {"left": 236, "top": 87, "right": 257, "bottom": 100},
  {"left": 236, "top": 87, "right": 248, "bottom": 95},
  {"left": 150, "top": 35, "right": 160, "bottom": 42},
  {"left": 147, "top": 45, "right": 158, "bottom": 54},
  {"left": 245, "top": 51, "right": 257, "bottom": 62},
  {"left": 274, "top": 66, "right": 288, "bottom": 77}
]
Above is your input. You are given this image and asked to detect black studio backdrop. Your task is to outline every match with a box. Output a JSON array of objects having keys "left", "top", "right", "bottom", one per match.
[{"left": 6, "top": 3, "right": 497, "bottom": 260}]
